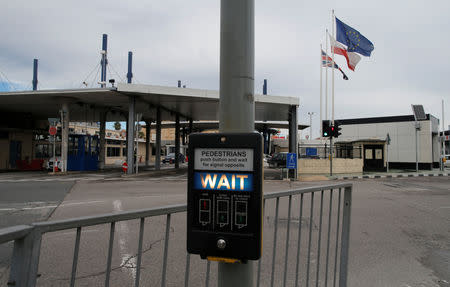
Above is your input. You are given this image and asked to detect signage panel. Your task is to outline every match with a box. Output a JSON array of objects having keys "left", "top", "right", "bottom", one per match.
[
  {"left": 286, "top": 153, "right": 297, "bottom": 169},
  {"left": 194, "top": 148, "right": 253, "bottom": 171},
  {"left": 193, "top": 172, "right": 253, "bottom": 191},
  {"left": 187, "top": 133, "right": 263, "bottom": 261}
]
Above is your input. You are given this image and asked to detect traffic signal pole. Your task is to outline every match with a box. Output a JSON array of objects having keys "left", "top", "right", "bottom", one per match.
[{"left": 218, "top": 0, "right": 254, "bottom": 286}]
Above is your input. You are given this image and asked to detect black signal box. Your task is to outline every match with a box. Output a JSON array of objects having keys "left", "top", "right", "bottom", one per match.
[{"left": 187, "top": 133, "right": 263, "bottom": 261}]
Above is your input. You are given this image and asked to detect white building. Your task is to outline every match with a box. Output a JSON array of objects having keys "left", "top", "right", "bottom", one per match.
[{"left": 333, "top": 114, "right": 440, "bottom": 171}]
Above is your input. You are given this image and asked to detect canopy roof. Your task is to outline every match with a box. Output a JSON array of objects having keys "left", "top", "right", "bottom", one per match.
[{"left": 0, "top": 83, "right": 300, "bottom": 125}]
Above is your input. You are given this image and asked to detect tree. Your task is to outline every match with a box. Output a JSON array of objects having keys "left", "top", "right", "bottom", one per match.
[{"left": 114, "top": 122, "right": 121, "bottom": 130}]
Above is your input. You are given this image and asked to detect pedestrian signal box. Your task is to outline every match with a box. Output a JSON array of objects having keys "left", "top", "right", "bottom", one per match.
[{"left": 187, "top": 133, "right": 263, "bottom": 261}]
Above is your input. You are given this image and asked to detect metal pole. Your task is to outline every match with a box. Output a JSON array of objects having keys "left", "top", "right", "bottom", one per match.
[
  {"left": 99, "top": 110, "right": 106, "bottom": 170},
  {"left": 386, "top": 144, "right": 389, "bottom": 173},
  {"left": 415, "top": 123, "right": 419, "bottom": 172},
  {"left": 329, "top": 138, "right": 332, "bottom": 176},
  {"left": 308, "top": 112, "right": 314, "bottom": 140},
  {"left": 127, "top": 51, "right": 133, "bottom": 84},
  {"left": 127, "top": 97, "right": 135, "bottom": 174},
  {"left": 53, "top": 134, "right": 56, "bottom": 173},
  {"left": 175, "top": 114, "right": 180, "bottom": 169},
  {"left": 155, "top": 107, "right": 161, "bottom": 170},
  {"left": 32, "top": 59, "right": 38, "bottom": 91},
  {"left": 100, "top": 34, "right": 108, "bottom": 88},
  {"left": 145, "top": 120, "right": 151, "bottom": 166},
  {"left": 289, "top": 105, "right": 298, "bottom": 179},
  {"left": 441, "top": 99, "right": 445, "bottom": 171},
  {"left": 136, "top": 122, "right": 139, "bottom": 174},
  {"left": 61, "top": 103, "right": 69, "bottom": 173},
  {"left": 218, "top": 0, "right": 254, "bottom": 285}
]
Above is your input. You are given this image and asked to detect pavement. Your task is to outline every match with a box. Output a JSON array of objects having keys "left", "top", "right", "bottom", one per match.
[{"left": 331, "top": 168, "right": 450, "bottom": 180}]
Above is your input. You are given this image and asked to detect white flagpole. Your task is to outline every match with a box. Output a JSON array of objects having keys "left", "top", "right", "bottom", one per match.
[
  {"left": 331, "top": 10, "right": 335, "bottom": 125},
  {"left": 325, "top": 29, "right": 329, "bottom": 121},
  {"left": 320, "top": 44, "right": 323, "bottom": 136}
]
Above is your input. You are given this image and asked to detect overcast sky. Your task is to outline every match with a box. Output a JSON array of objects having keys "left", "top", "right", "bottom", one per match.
[{"left": 1, "top": 0, "right": 449, "bottom": 138}]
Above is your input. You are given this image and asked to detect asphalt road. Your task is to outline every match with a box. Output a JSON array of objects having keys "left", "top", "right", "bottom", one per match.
[
  {"left": 0, "top": 179, "right": 76, "bottom": 285},
  {"left": 0, "top": 174, "right": 449, "bottom": 287}
]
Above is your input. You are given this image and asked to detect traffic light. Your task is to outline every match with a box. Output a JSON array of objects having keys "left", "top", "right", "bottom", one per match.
[
  {"left": 330, "top": 125, "right": 335, "bottom": 137},
  {"left": 322, "top": 120, "right": 331, "bottom": 137},
  {"left": 334, "top": 122, "right": 342, "bottom": 138}
]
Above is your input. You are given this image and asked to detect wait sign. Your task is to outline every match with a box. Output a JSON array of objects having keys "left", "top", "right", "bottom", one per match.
[{"left": 187, "top": 133, "right": 263, "bottom": 261}]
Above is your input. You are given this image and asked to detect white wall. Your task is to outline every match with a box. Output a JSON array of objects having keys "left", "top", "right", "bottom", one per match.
[{"left": 339, "top": 120, "right": 435, "bottom": 163}]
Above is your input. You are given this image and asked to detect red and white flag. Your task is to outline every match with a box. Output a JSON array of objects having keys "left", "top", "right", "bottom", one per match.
[{"left": 329, "top": 33, "right": 361, "bottom": 71}]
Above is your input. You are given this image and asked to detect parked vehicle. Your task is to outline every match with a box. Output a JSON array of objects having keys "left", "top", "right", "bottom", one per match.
[
  {"left": 444, "top": 155, "right": 450, "bottom": 168},
  {"left": 162, "top": 153, "right": 185, "bottom": 164},
  {"left": 267, "top": 152, "right": 288, "bottom": 168}
]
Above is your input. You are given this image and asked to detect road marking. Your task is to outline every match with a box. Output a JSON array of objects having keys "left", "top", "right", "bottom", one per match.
[
  {"left": 0, "top": 205, "right": 57, "bottom": 212},
  {"left": 113, "top": 200, "right": 137, "bottom": 280},
  {"left": 60, "top": 200, "right": 105, "bottom": 207}
]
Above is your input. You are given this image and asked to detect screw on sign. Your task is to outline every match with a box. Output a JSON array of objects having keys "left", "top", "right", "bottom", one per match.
[
  {"left": 49, "top": 126, "right": 57, "bottom": 136},
  {"left": 122, "top": 162, "right": 128, "bottom": 173}
]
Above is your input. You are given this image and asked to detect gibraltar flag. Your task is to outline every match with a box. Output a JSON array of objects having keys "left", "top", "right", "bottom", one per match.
[{"left": 329, "top": 33, "right": 361, "bottom": 71}]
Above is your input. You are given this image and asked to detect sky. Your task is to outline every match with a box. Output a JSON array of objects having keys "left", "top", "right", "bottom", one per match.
[{"left": 1, "top": 0, "right": 449, "bottom": 138}]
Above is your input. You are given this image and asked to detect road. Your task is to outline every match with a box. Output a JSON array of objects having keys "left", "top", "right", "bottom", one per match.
[{"left": 0, "top": 172, "right": 449, "bottom": 286}]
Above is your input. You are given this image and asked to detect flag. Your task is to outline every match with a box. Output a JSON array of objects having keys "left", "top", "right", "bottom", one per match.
[
  {"left": 321, "top": 50, "right": 349, "bottom": 80},
  {"left": 335, "top": 17, "right": 374, "bottom": 57},
  {"left": 329, "top": 33, "right": 361, "bottom": 71}
]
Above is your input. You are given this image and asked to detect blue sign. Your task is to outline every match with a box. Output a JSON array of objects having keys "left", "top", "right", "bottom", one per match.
[
  {"left": 306, "top": 148, "right": 317, "bottom": 157},
  {"left": 194, "top": 172, "right": 253, "bottom": 191},
  {"left": 286, "top": 153, "right": 297, "bottom": 169}
]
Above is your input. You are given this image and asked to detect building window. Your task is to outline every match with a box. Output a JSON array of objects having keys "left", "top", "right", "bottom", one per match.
[{"left": 107, "top": 147, "right": 120, "bottom": 157}]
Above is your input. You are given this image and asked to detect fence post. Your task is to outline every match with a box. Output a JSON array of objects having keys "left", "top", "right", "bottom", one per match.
[
  {"left": 8, "top": 228, "right": 42, "bottom": 287},
  {"left": 339, "top": 186, "right": 352, "bottom": 287}
]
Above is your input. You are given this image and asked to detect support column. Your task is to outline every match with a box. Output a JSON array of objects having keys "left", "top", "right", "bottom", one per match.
[
  {"left": 145, "top": 120, "right": 151, "bottom": 166},
  {"left": 127, "top": 96, "right": 136, "bottom": 174},
  {"left": 61, "top": 103, "right": 70, "bottom": 173},
  {"left": 182, "top": 127, "right": 186, "bottom": 146},
  {"left": 155, "top": 107, "right": 161, "bottom": 170},
  {"left": 175, "top": 114, "right": 180, "bottom": 169},
  {"left": 99, "top": 110, "right": 107, "bottom": 170},
  {"left": 288, "top": 105, "right": 298, "bottom": 179}
]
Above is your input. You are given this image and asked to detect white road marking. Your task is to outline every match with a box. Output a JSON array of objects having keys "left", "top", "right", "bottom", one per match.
[
  {"left": 60, "top": 200, "right": 105, "bottom": 207},
  {"left": 0, "top": 205, "right": 57, "bottom": 212},
  {"left": 113, "top": 200, "right": 137, "bottom": 280}
]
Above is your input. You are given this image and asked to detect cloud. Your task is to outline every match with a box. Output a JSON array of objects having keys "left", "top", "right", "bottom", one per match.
[{"left": 1, "top": 0, "right": 449, "bottom": 130}]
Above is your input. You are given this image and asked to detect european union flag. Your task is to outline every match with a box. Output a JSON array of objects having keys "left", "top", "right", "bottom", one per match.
[{"left": 336, "top": 17, "right": 374, "bottom": 57}]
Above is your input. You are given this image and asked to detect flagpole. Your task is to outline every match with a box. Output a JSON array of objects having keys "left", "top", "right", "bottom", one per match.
[
  {"left": 325, "top": 29, "right": 329, "bottom": 121},
  {"left": 320, "top": 44, "right": 323, "bottom": 136},
  {"left": 330, "top": 10, "right": 335, "bottom": 177},
  {"left": 331, "top": 10, "right": 335, "bottom": 125}
]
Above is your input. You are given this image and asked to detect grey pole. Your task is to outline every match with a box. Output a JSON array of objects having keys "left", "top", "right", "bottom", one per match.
[
  {"left": 61, "top": 103, "right": 69, "bottom": 173},
  {"left": 415, "top": 122, "right": 419, "bottom": 172},
  {"left": 145, "top": 120, "right": 151, "bottom": 166},
  {"left": 127, "top": 97, "right": 136, "bottom": 174},
  {"left": 289, "top": 105, "right": 298, "bottom": 179},
  {"left": 308, "top": 112, "right": 314, "bottom": 140},
  {"left": 32, "top": 59, "right": 38, "bottom": 91},
  {"left": 218, "top": 0, "right": 254, "bottom": 286},
  {"left": 175, "top": 114, "right": 180, "bottom": 169},
  {"left": 441, "top": 99, "right": 445, "bottom": 171},
  {"left": 155, "top": 107, "right": 161, "bottom": 170},
  {"left": 219, "top": 0, "right": 254, "bottom": 133},
  {"left": 99, "top": 110, "right": 107, "bottom": 170}
]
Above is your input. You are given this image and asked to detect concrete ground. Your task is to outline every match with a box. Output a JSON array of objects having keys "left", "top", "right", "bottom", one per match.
[{"left": 0, "top": 170, "right": 449, "bottom": 286}]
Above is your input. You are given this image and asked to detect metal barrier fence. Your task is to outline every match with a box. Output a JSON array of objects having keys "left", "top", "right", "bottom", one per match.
[{"left": 0, "top": 182, "right": 352, "bottom": 287}]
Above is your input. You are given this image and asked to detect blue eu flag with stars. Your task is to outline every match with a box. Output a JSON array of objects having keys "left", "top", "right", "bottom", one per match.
[{"left": 336, "top": 17, "right": 374, "bottom": 57}]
